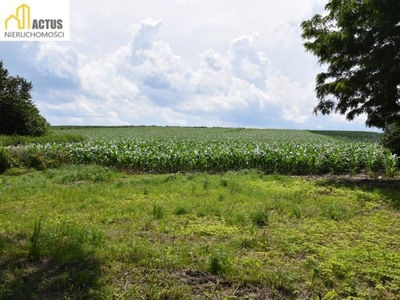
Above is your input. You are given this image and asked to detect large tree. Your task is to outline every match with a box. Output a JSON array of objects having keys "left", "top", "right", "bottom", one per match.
[
  {"left": 301, "top": 0, "right": 400, "bottom": 130},
  {"left": 0, "top": 60, "right": 49, "bottom": 136}
]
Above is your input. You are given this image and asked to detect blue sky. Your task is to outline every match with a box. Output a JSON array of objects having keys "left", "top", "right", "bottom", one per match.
[{"left": 0, "top": 0, "right": 377, "bottom": 130}]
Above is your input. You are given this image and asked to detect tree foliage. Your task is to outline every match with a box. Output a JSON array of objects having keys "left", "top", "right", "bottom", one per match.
[
  {"left": 301, "top": 0, "right": 400, "bottom": 129},
  {"left": 381, "top": 121, "right": 400, "bottom": 156},
  {"left": 0, "top": 60, "right": 49, "bottom": 136}
]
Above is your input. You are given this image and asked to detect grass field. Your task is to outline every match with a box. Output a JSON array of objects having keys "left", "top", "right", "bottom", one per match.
[{"left": 1, "top": 127, "right": 400, "bottom": 299}]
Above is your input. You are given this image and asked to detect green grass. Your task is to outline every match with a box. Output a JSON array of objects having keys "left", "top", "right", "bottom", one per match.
[{"left": 1, "top": 165, "right": 400, "bottom": 299}]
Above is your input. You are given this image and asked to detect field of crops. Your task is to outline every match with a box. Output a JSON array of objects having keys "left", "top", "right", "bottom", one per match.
[{"left": 1, "top": 127, "right": 398, "bottom": 176}]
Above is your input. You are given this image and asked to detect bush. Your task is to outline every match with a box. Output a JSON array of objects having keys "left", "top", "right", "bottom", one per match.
[
  {"left": 0, "top": 148, "right": 12, "bottom": 173},
  {"left": 382, "top": 122, "right": 400, "bottom": 157}
]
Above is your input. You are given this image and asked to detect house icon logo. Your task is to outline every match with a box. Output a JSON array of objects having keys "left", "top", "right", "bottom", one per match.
[
  {"left": 5, "top": 3, "right": 31, "bottom": 30},
  {"left": 1, "top": 0, "right": 70, "bottom": 41}
]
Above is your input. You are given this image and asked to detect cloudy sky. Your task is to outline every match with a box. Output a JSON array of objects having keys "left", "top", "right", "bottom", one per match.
[{"left": 0, "top": 0, "right": 376, "bottom": 130}]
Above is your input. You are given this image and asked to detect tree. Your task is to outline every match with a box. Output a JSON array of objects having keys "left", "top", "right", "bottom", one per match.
[
  {"left": 301, "top": 0, "right": 400, "bottom": 130},
  {"left": 0, "top": 60, "right": 49, "bottom": 136}
]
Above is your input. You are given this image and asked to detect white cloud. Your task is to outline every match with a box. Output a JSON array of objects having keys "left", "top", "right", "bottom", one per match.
[
  {"left": 131, "top": 19, "right": 164, "bottom": 52},
  {"left": 228, "top": 33, "right": 271, "bottom": 90},
  {"left": 30, "top": 20, "right": 276, "bottom": 126},
  {"left": 265, "top": 71, "right": 315, "bottom": 124},
  {"left": 33, "top": 43, "right": 81, "bottom": 80}
]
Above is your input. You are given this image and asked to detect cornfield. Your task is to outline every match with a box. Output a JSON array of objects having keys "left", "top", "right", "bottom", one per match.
[{"left": 2, "top": 127, "right": 398, "bottom": 175}]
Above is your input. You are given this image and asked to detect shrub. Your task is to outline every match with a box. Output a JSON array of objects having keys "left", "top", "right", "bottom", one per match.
[
  {"left": 382, "top": 122, "right": 400, "bottom": 157},
  {"left": 0, "top": 148, "right": 12, "bottom": 173}
]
